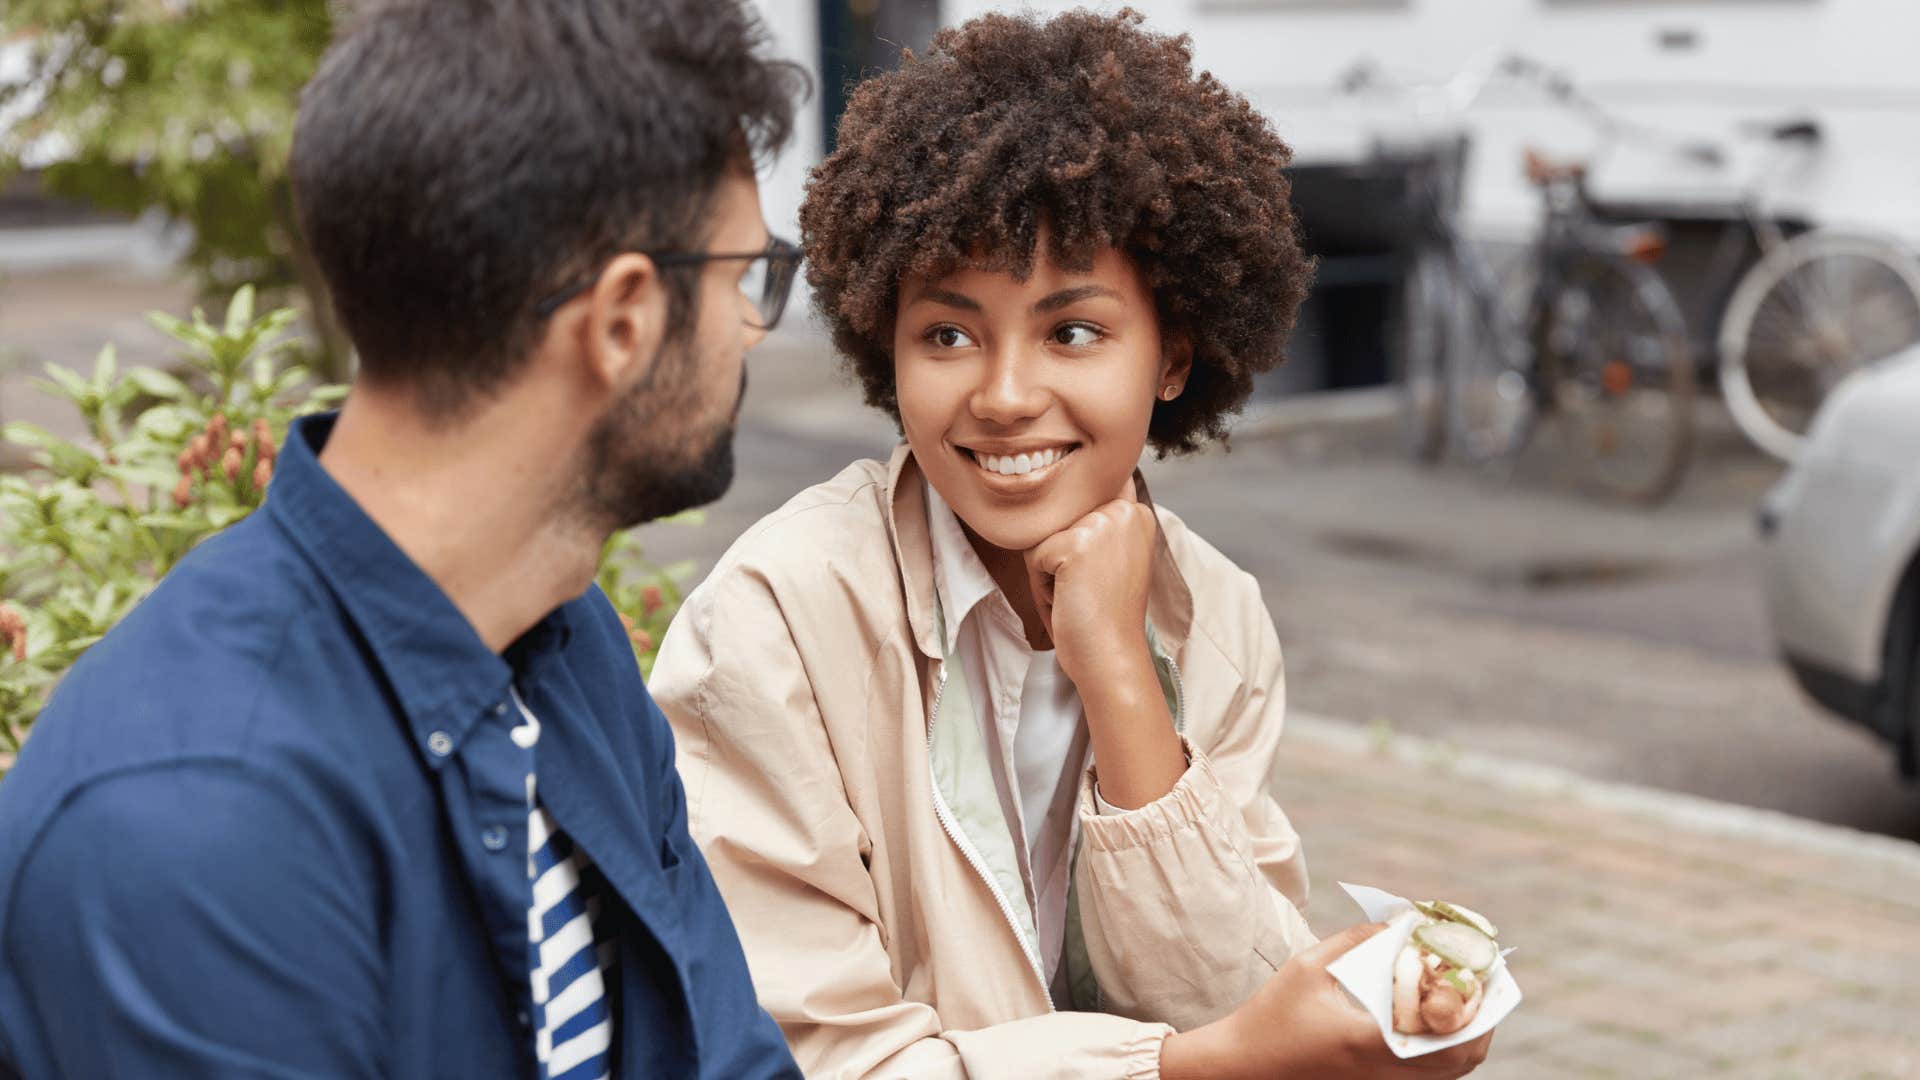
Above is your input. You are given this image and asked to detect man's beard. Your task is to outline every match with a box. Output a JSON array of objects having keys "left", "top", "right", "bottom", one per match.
[{"left": 578, "top": 336, "right": 743, "bottom": 531}]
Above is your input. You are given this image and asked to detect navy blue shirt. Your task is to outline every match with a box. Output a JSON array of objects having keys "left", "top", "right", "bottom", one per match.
[{"left": 0, "top": 414, "right": 799, "bottom": 1080}]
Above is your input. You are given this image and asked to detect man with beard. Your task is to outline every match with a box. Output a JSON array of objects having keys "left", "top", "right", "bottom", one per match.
[{"left": 0, "top": 3, "right": 804, "bottom": 1078}]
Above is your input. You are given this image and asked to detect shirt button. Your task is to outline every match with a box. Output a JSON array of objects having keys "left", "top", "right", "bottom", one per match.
[
  {"left": 516, "top": 1009, "right": 531, "bottom": 1029},
  {"left": 480, "top": 825, "right": 510, "bottom": 851},
  {"left": 493, "top": 701, "right": 510, "bottom": 716},
  {"left": 427, "top": 730, "right": 454, "bottom": 756}
]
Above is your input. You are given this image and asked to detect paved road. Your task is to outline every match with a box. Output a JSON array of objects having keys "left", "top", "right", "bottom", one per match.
[
  {"left": 1280, "top": 728, "right": 1920, "bottom": 1079},
  {"left": 8, "top": 269, "right": 1919, "bottom": 843}
]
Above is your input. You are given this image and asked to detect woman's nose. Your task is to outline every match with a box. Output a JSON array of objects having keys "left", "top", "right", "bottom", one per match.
[{"left": 969, "top": 348, "right": 1048, "bottom": 424}]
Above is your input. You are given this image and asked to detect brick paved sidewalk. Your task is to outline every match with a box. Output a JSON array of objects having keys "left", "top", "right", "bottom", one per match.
[{"left": 1276, "top": 721, "right": 1920, "bottom": 1079}]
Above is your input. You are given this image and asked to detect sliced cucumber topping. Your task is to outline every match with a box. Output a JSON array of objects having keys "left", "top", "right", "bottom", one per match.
[
  {"left": 1414, "top": 921, "right": 1497, "bottom": 973},
  {"left": 1443, "top": 967, "right": 1478, "bottom": 998},
  {"left": 1431, "top": 901, "right": 1498, "bottom": 940}
]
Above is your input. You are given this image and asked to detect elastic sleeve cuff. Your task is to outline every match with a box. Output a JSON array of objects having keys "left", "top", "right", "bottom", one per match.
[
  {"left": 1125, "top": 1024, "right": 1177, "bottom": 1080},
  {"left": 1078, "top": 738, "right": 1235, "bottom": 851}
]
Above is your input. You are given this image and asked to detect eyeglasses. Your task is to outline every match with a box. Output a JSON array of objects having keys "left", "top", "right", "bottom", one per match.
[{"left": 534, "top": 236, "right": 803, "bottom": 330}]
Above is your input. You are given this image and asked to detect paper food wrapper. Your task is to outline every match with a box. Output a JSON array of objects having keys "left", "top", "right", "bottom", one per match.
[{"left": 1325, "top": 882, "right": 1523, "bottom": 1059}]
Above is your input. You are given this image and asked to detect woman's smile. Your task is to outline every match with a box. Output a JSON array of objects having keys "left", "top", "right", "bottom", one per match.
[{"left": 956, "top": 441, "right": 1082, "bottom": 493}]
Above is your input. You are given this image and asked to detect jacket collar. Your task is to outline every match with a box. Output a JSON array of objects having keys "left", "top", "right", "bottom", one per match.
[{"left": 882, "top": 444, "right": 1194, "bottom": 662}]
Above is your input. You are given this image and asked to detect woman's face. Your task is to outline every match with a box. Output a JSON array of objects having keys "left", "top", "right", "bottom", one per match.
[{"left": 893, "top": 244, "right": 1187, "bottom": 553}]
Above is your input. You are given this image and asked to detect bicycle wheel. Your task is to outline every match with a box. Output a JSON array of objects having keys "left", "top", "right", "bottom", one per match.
[
  {"left": 1543, "top": 252, "right": 1696, "bottom": 505},
  {"left": 1717, "top": 230, "right": 1920, "bottom": 461},
  {"left": 1391, "top": 245, "right": 1452, "bottom": 462},
  {"left": 1448, "top": 241, "right": 1538, "bottom": 467}
]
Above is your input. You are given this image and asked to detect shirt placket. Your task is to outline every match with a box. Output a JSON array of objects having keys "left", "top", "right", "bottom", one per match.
[{"left": 437, "top": 693, "right": 543, "bottom": 1040}]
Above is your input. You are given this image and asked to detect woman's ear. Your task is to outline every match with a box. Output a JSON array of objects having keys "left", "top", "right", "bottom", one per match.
[{"left": 1158, "top": 328, "right": 1195, "bottom": 399}]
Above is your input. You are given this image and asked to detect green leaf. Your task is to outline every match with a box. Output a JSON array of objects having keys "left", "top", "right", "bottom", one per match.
[
  {"left": 37, "top": 364, "right": 93, "bottom": 400},
  {"left": 89, "top": 584, "right": 116, "bottom": 626},
  {"left": 131, "top": 404, "right": 199, "bottom": 440},
  {"left": 146, "top": 311, "right": 199, "bottom": 344},
  {"left": 104, "top": 464, "right": 185, "bottom": 491},
  {"left": 136, "top": 512, "right": 206, "bottom": 532},
  {"left": 124, "top": 367, "right": 190, "bottom": 401},
  {"left": 1, "top": 421, "right": 60, "bottom": 449},
  {"left": 205, "top": 504, "right": 252, "bottom": 529},
  {"left": 224, "top": 285, "right": 257, "bottom": 338},
  {"left": 658, "top": 508, "right": 708, "bottom": 527},
  {"left": 92, "top": 344, "right": 118, "bottom": 386}
]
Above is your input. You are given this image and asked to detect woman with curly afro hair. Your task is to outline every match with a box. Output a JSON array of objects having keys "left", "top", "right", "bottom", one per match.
[{"left": 651, "top": 9, "right": 1493, "bottom": 1079}]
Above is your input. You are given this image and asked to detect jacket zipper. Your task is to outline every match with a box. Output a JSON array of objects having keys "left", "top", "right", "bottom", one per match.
[{"left": 925, "top": 661, "right": 1055, "bottom": 1008}]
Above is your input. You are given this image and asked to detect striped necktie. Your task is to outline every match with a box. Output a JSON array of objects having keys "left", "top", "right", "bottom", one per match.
[{"left": 512, "top": 690, "right": 617, "bottom": 1080}]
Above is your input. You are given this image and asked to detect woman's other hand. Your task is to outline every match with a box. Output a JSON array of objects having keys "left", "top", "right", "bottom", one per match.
[{"left": 1161, "top": 923, "right": 1495, "bottom": 1080}]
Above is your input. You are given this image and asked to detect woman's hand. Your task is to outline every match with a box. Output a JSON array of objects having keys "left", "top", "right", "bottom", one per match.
[
  {"left": 1024, "top": 476, "right": 1186, "bottom": 808},
  {"left": 1022, "top": 475, "right": 1157, "bottom": 688},
  {"left": 1161, "top": 924, "right": 1496, "bottom": 1080}
]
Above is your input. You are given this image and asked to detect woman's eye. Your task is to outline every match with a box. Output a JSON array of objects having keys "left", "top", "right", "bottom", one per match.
[
  {"left": 927, "top": 325, "right": 976, "bottom": 349},
  {"left": 1053, "top": 323, "right": 1101, "bottom": 347}
]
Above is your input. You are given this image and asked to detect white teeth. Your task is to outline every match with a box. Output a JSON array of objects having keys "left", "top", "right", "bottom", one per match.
[{"left": 973, "top": 447, "right": 1071, "bottom": 475}]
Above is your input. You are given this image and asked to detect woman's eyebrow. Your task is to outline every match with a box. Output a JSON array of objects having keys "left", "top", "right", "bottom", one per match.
[
  {"left": 907, "top": 287, "right": 982, "bottom": 312},
  {"left": 1032, "top": 285, "right": 1119, "bottom": 314}
]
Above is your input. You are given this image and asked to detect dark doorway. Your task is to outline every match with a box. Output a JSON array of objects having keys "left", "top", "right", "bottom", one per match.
[{"left": 818, "top": 0, "right": 941, "bottom": 153}]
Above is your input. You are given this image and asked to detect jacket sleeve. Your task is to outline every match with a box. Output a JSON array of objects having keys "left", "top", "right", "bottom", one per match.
[
  {"left": 1072, "top": 574, "right": 1317, "bottom": 1032},
  {"left": 649, "top": 568, "right": 1174, "bottom": 1080}
]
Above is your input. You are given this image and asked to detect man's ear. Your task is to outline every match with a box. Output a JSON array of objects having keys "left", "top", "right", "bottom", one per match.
[{"left": 578, "top": 252, "right": 668, "bottom": 393}]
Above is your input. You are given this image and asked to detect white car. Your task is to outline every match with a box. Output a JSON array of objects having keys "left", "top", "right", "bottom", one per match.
[{"left": 1759, "top": 346, "right": 1920, "bottom": 779}]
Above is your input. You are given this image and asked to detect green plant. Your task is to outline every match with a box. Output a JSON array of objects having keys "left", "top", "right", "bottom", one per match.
[
  {"left": 597, "top": 518, "right": 702, "bottom": 680},
  {"left": 0, "top": 289, "right": 699, "bottom": 769},
  {"left": 0, "top": 1, "right": 346, "bottom": 368}
]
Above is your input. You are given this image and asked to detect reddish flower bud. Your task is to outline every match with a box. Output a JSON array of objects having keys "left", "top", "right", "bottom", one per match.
[
  {"left": 177, "top": 447, "right": 197, "bottom": 475},
  {"left": 253, "top": 418, "right": 274, "bottom": 451},
  {"left": 631, "top": 629, "right": 654, "bottom": 653},
  {"left": 208, "top": 413, "right": 229, "bottom": 441},
  {"left": 641, "top": 585, "right": 664, "bottom": 616},
  {"left": 253, "top": 458, "right": 273, "bottom": 489},
  {"left": 190, "top": 433, "right": 211, "bottom": 465},
  {"left": 222, "top": 446, "right": 243, "bottom": 482},
  {"left": 173, "top": 475, "right": 194, "bottom": 509},
  {"left": 230, "top": 430, "right": 248, "bottom": 453},
  {"left": 617, "top": 612, "right": 637, "bottom": 632}
]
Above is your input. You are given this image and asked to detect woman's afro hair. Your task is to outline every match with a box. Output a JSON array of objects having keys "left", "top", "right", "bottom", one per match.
[{"left": 799, "top": 7, "right": 1315, "bottom": 454}]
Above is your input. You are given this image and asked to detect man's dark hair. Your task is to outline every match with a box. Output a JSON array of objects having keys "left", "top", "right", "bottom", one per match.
[
  {"left": 291, "top": 0, "right": 802, "bottom": 416},
  {"left": 800, "top": 7, "right": 1313, "bottom": 455}
]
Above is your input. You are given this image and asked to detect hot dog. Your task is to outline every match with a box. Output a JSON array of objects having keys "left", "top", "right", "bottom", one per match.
[{"left": 1390, "top": 901, "right": 1500, "bottom": 1036}]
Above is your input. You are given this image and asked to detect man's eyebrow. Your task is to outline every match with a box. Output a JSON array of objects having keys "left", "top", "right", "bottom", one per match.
[
  {"left": 1032, "top": 285, "right": 1120, "bottom": 314},
  {"left": 906, "top": 287, "right": 983, "bottom": 312}
]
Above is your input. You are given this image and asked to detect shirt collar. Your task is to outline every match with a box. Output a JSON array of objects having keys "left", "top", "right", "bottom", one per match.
[
  {"left": 923, "top": 479, "right": 1005, "bottom": 656},
  {"left": 265, "top": 413, "right": 572, "bottom": 765}
]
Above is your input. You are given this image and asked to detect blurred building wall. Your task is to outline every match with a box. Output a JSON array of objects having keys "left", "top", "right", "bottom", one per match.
[{"left": 940, "top": 0, "right": 1920, "bottom": 248}]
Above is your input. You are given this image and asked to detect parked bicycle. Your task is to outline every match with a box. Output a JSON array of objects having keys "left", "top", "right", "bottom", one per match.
[
  {"left": 1347, "top": 52, "right": 1920, "bottom": 477},
  {"left": 1682, "top": 121, "right": 1920, "bottom": 462},
  {"left": 1343, "top": 55, "right": 1696, "bottom": 504}
]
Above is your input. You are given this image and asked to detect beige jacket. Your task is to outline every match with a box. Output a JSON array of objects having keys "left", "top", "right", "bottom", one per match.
[{"left": 650, "top": 447, "right": 1316, "bottom": 1079}]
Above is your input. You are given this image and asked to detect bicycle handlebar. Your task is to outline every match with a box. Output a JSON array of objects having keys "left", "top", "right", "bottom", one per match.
[{"left": 1336, "top": 51, "right": 1763, "bottom": 173}]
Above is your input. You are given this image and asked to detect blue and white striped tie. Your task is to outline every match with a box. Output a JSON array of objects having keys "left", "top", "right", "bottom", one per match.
[{"left": 513, "top": 690, "right": 617, "bottom": 1080}]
